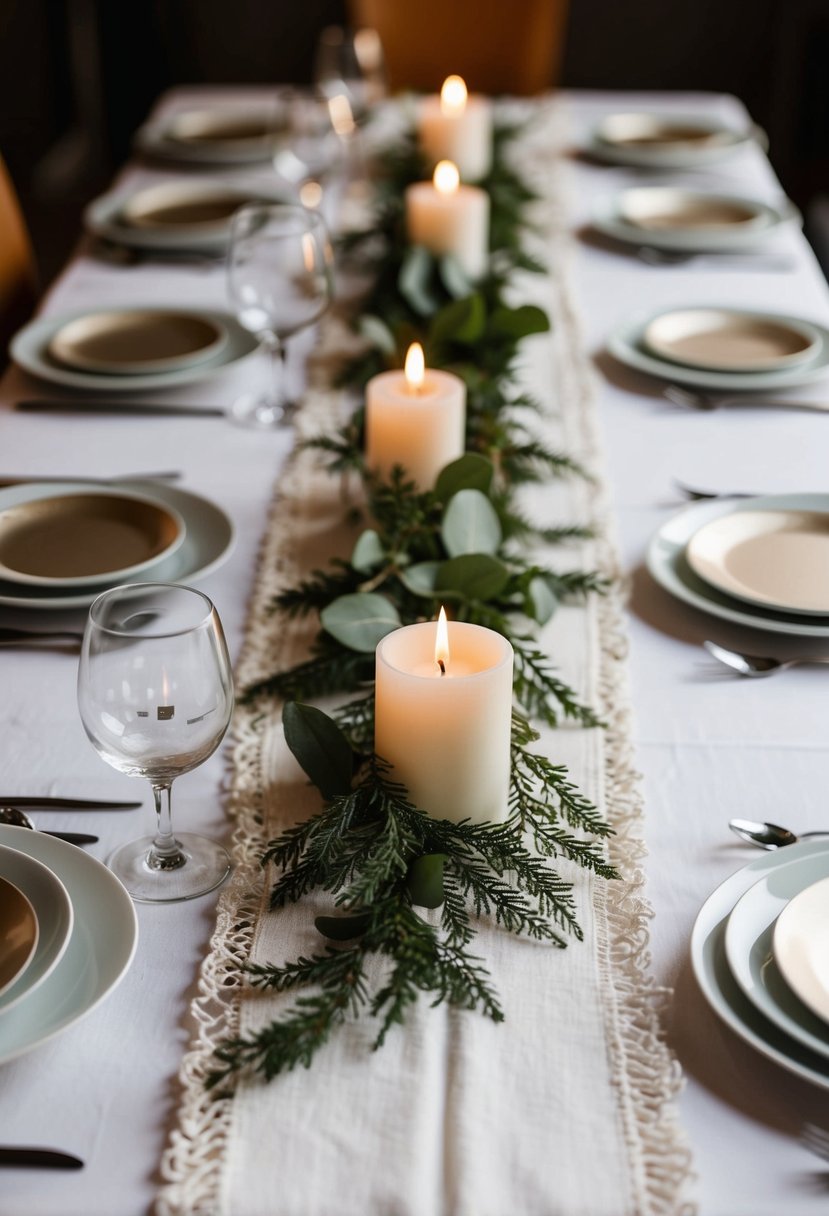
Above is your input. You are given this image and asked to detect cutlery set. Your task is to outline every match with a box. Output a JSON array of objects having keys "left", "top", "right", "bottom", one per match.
[{"left": 0, "top": 796, "right": 139, "bottom": 848}]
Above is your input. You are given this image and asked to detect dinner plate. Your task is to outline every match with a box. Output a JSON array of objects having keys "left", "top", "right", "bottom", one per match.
[
  {"left": 591, "top": 188, "right": 798, "bottom": 253},
  {"left": 0, "top": 875, "right": 38, "bottom": 1000},
  {"left": 686, "top": 508, "right": 829, "bottom": 614},
  {"left": 587, "top": 112, "right": 757, "bottom": 169},
  {"left": 0, "top": 480, "right": 234, "bottom": 610},
  {"left": 84, "top": 179, "right": 289, "bottom": 253},
  {"left": 0, "top": 842, "right": 73, "bottom": 1015},
  {"left": 646, "top": 494, "right": 829, "bottom": 638},
  {"left": 48, "top": 310, "right": 227, "bottom": 375},
  {"left": 642, "top": 309, "right": 821, "bottom": 373},
  {"left": 10, "top": 306, "right": 259, "bottom": 393},
  {"left": 134, "top": 107, "right": 279, "bottom": 165},
  {"left": 608, "top": 307, "right": 829, "bottom": 392},
  {"left": 690, "top": 838, "right": 829, "bottom": 1091},
  {"left": 774, "top": 874, "right": 829, "bottom": 1025},
  {"left": 725, "top": 854, "right": 829, "bottom": 1060},
  {"left": 0, "top": 487, "right": 186, "bottom": 588},
  {"left": 0, "top": 826, "right": 137, "bottom": 1065}
]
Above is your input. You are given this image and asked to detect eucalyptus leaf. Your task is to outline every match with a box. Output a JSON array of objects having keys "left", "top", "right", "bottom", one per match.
[
  {"left": 429, "top": 293, "right": 486, "bottom": 346},
  {"left": 488, "top": 304, "right": 550, "bottom": 341},
  {"left": 351, "top": 529, "right": 385, "bottom": 573},
  {"left": 435, "top": 453, "right": 494, "bottom": 501},
  {"left": 282, "top": 701, "right": 354, "bottom": 799},
  {"left": 357, "top": 313, "right": 397, "bottom": 355},
  {"left": 398, "top": 245, "right": 439, "bottom": 316},
  {"left": 315, "top": 911, "right": 371, "bottom": 940},
  {"left": 528, "top": 576, "right": 558, "bottom": 625},
  {"left": 399, "top": 561, "right": 441, "bottom": 597},
  {"left": 441, "top": 488, "right": 502, "bottom": 557},
  {"left": 438, "top": 254, "right": 473, "bottom": 299},
  {"left": 321, "top": 593, "right": 401, "bottom": 652},
  {"left": 435, "top": 554, "right": 510, "bottom": 601},
  {"left": 406, "top": 854, "right": 447, "bottom": 908}
]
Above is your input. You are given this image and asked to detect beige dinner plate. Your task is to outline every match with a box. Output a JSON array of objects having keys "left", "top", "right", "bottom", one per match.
[
  {"left": 596, "top": 112, "right": 736, "bottom": 151},
  {"left": 166, "top": 109, "right": 275, "bottom": 149},
  {"left": 686, "top": 508, "right": 829, "bottom": 614},
  {"left": 0, "top": 875, "right": 38, "bottom": 999},
  {"left": 48, "top": 310, "right": 227, "bottom": 375},
  {"left": 774, "top": 875, "right": 829, "bottom": 1025},
  {"left": 0, "top": 488, "right": 186, "bottom": 588},
  {"left": 642, "top": 308, "right": 822, "bottom": 373},
  {"left": 120, "top": 180, "right": 255, "bottom": 232},
  {"left": 618, "top": 188, "right": 766, "bottom": 232}
]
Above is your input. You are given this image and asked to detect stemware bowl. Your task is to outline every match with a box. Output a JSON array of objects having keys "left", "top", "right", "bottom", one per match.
[
  {"left": 77, "top": 582, "right": 233, "bottom": 902},
  {"left": 312, "top": 25, "right": 386, "bottom": 124},
  {"left": 226, "top": 201, "right": 333, "bottom": 428}
]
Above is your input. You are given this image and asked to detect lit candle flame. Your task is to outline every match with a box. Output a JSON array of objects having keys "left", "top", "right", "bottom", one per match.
[
  {"left": 440, "top": 75, "right": 468, "bottom": 117},
  {"left": 299, "top": 180, "right": 323, "bottom": 209},
  {"left": 328, "top": 92, "right": 356, "bottom": 137},
  {"left": 433, "top": 160, "right": 460, "bottom": 195},
  {"left": 435, "top": 606, "right": 449, "bottom": 676},
  {"left": 301, "top": 231, "right": 316, "bottom": 273},
  {"left": 404, "top": 342, "right": 426, "bottom": 394}
]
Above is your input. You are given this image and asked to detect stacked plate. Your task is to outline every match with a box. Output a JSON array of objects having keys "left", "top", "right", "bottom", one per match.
[
  {"left": 692, "top": 839, "right": 829, "bottom": 1089},
  {"left": 585, "top": 111, "right": 760, "bottom": 169},
  {"left": 0, "top": 824, "right": 137, "bottom": 1064},
  {"left": 609, "top": 305, "right": 829, "bottom": 392},
  {"left": 647, "top": 493, "right": 829, "bottom": 638},
  {"left": 11, "top": 305, "right": 259, "bottom": 393},
  {"left": 134, "top": 106, "right": 281, "bottom": 166},
  {"left": 85, "top": 179, "right": 288, "bottom": 256},
  {"left": 0, "top": 479, "right": 234, "bottom": 612}
]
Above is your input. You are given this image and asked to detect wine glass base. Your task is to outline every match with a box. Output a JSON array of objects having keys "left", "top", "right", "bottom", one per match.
[
  {"left": 229, "top": 393, "right": 294, "bottom": 430},
  {"left": 108, "top": 832, "right": 231, "bottom": 903}
]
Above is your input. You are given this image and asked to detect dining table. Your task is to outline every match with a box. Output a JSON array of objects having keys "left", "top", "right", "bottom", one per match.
[{"left": 1, "top": 84, "right": 829, "bottom": 1216}]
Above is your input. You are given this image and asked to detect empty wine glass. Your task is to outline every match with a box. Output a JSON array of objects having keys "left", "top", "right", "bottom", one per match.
[
  {"left": 272, "top": 87, "right": 349, "bottom": 201},
  {"left": 78, "top": 583, "right": 234, "bottom": 903},
  {"left": 227, "top": 201, "right": 333, "bottom": 428},
  {"left": 313, "top": 26, "right": 386, "bottom": 123}
]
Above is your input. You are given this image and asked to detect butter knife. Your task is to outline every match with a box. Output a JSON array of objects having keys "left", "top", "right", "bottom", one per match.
[
  {"left": 0, "top": 797, "right": 141, "bottom": 809},
  {"left": 45, "top": 832, "right": 99, "bottom": 845},
  {"left": 0, "top": 472, "right": 181, "bottom": 487},
  {"left": 0, "top": 1147, "right": 84, "bottom": 1169},
  {"left": 16, "top": 400, "right": 226, "bottom": 417}
]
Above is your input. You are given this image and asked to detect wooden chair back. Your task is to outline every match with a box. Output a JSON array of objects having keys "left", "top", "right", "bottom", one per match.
[{"left": 0, "top": 154, "right": 37, "bottom": 361}]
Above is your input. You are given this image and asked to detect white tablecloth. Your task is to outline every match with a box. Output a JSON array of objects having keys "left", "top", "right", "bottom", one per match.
[{"left": 1, "top": 88, "right": 828, "bottom": 1216}]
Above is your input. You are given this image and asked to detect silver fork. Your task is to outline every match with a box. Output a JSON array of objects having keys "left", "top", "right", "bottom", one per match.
[
  {"left": 665, "top": 385, "right": 828, "bottom": 413},
  {"left": 801, "top": 1122, "right": 829, "bottom": 1163},
  {"left": 637, "top": 246, "right": 794, "bottom": 272}
]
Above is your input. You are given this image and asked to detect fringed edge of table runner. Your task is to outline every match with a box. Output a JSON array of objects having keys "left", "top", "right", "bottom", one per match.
[{"left": 155, "top": 100, "right": 696, "bottom": 1216}]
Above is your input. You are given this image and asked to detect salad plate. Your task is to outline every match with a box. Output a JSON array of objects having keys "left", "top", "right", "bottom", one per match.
[{"left": 0, "top": 842, "right": 73, "bottom": 1015}]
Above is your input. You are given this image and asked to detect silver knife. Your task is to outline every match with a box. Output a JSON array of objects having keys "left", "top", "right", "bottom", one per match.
[
  {"left": 0, "top": 472, "right": 181, "bottom": 486},
  {"left": 0, "top": 797, "right": 141, "bottom": 809},
  {"left": 16, "top": 400, "right": 226, "bottom": 417},
  {"left": 45, "top": 832, "right": 99, "bottom": 845},
  {"left": 0, "top": 1147, "right": 84, "bottom": 1169}
]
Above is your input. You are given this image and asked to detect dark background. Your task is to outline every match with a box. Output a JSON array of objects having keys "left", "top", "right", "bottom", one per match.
[{"left": 1, "top": 0, "right": 828, "bottom": 285}]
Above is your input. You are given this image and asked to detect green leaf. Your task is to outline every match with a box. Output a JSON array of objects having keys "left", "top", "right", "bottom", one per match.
[
  {"left": 399, "top": 561, "right": 441, "bottom": 597},
  {"left": 406, "top": 854, "right": 447, "bottom": 908},
  {"left": 434, "top": 453, "right": 494, "bottom": 501},
  {"left": 398, "top": 245, "right": 439, "bottom": 316},
  {"left": 528, "top": 576, "right": 558, "bottom": 625},
  {"left": 357, "top": 314, "right": 396, "bottom": 355},
  {"left": 321, "top": 593, "right": 401, "bottom": 652},
  {"left": 282, "top": 702, "right": 354, "bottom": 799},
  {"left": 429, "top": 293, "right": 486, "bottom": 346},
  {"left": 315, "top": 911, "right": 371, "bottom": 940},
  {"left": 351, "top": 529, "right": 385, "bottom": 573},
  {"left": 441, "top": 489, "right": 502, "bottom": 557},
  {"left": 435, "top": 554, "right": 510, "bottom": 602},
  {"left": 488, "top": 304, "right": 550, "bottom": 341},
  {"left": 438, "top": 255, "right": 473, "bottom": 299}
]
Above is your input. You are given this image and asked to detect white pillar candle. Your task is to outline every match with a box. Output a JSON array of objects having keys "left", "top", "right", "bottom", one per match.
[
  {"left": 405, "top": 160, "right": 490, "bottom": 281},
  {"left": 418, "top": 75, "right": 493, "bottom": 182},
  {"left": 375, "top": 611, "right": 514, "bottom": 824},
  {"left": 364, "top": 342, "right": 466, "bottom": 490}
]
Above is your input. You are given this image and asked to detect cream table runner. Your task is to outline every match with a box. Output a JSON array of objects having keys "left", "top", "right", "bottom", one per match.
[{"left": 157, "top": 100, "right": 694, "bottom": 1216}]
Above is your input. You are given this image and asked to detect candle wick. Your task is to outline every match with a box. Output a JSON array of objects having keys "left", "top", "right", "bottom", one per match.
[{"left": 438, "top": 659, "right": 446, "bottom": 677}]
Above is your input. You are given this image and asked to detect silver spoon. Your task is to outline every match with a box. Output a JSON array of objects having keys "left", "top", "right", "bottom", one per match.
[
  {"left": 674, "top": 479, "right": 756, "bottom": 501},
  {"left": 636, "top": 246, "right": 794, "bottom": 272},
  {"left": 729, "top": 817, "right": 829, "bottom": 849},
  {"left": 665, "top": 385, "right": 828, "bottom": 412},
  {"left": 0, "top": 807, "right": 98, "bottom": 845},
  {"left": 704, "top": 639, "right": 829, "bottom": 677}
]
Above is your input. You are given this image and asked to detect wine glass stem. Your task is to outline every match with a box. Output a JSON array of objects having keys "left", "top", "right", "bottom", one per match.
[
  {"left": 264, "top": 334, "right": 287, "bottom": 408},
  {"left": 149, "top": 781, "right": 186, "bottom": 871}
]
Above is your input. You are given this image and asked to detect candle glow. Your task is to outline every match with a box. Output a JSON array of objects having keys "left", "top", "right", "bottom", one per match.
[
  {"left": 434, "top": 160, "right": 460, "bottom": 195},
  {"left": 440, "top": 75, "right": 468, "bottom": 117},
  {"left": 435, "top": 607, "right": 449, "bottom": 675},
  {"left": 404, "top": 342, "right": 426, "bottom": 394}
]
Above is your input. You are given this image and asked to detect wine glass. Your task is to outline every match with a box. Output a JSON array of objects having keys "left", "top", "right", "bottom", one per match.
[
  {"left": 78, "top": 583, "right": 234, "bottom": 903},
  {"left": 227, "top": 201, "right": 333, "bottom": 428},
  {"left": 313, "top": 26, "right": 386, "bottom": 123},
  {"left": 272, "top": 87, "right": 349, "bottom": 203}
]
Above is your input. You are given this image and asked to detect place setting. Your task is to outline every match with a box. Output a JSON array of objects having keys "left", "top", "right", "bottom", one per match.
[{"left": 692, "top": 836, "right": 829, "bottom": 1091}]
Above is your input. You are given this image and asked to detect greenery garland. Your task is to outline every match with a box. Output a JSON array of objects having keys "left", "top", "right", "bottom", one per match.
[{"left": 211, "top": 110, "right": 616, "bottom": 1086}]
